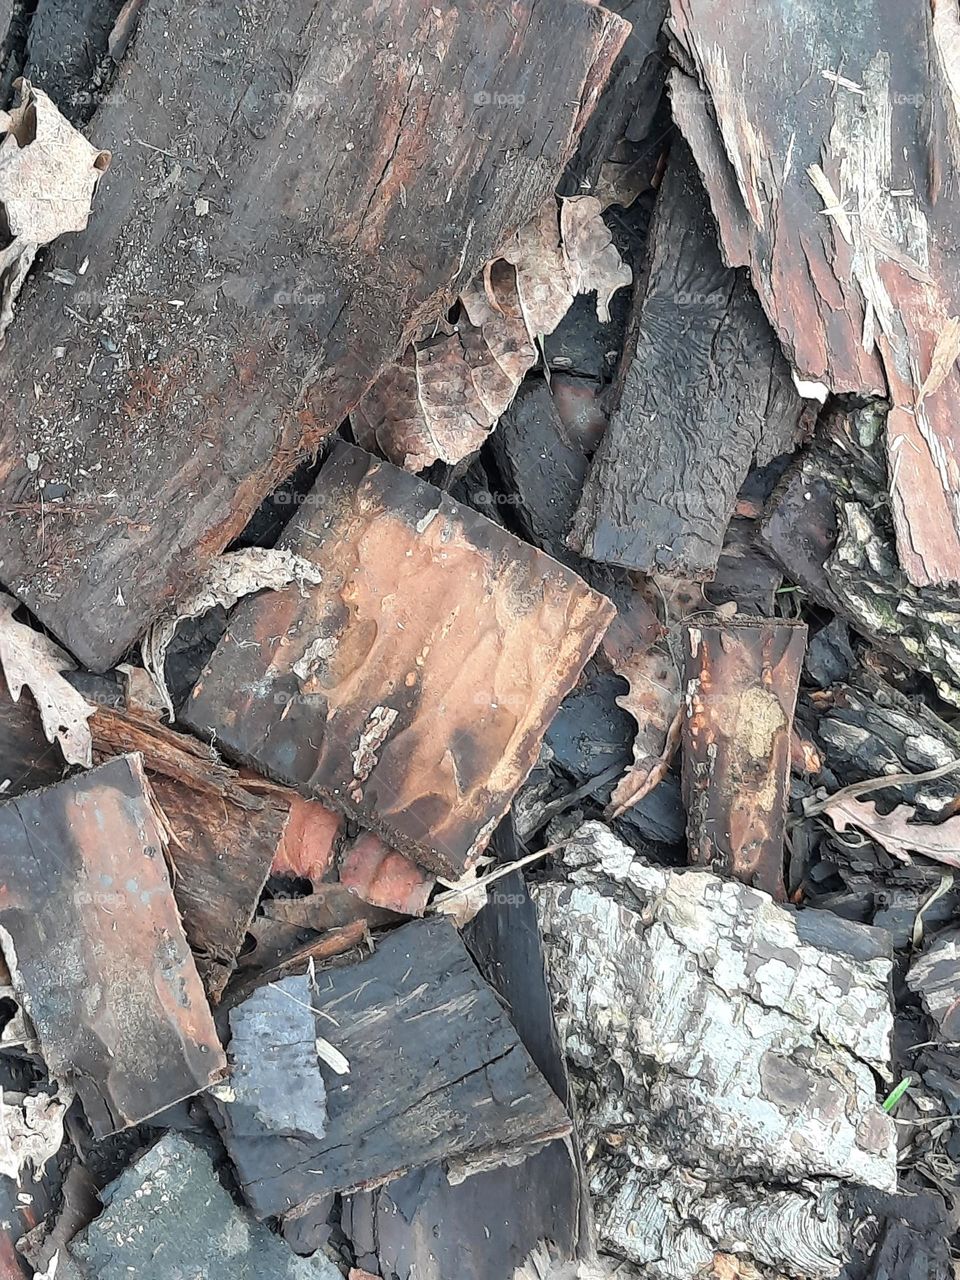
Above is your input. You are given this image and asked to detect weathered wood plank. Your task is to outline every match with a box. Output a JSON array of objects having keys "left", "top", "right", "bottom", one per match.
[
  {"left": 212, "top": 916, "right": 572, "bottom": 1219},
  {"left": 666, "top": 3, "right": 960, "bottom": 586},
  {"left": 0, "top": 754, "right": 226, "bottom": 1136},
  {"left": 569, "top": 138, "right": 806, "bottom": 576},
  {"left": 183, "top": 442, "right": 614, "bottom": 875},
  {"left": 0, "top": 0, "right": 627, "bottom": 670},
  {"left": 682, "top": 617, "right": 807, "bottom": 899}
]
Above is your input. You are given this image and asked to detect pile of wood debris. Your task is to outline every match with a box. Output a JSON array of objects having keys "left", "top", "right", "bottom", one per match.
[{"left": 0, "top": 0, "right": 956, "bottom": 1277}]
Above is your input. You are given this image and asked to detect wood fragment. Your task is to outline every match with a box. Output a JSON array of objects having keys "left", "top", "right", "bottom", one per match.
[
  {"left": 682, "top": 617, "right": 807, "bottom": 899},
  {"left": 0, "top": 755, "right": 226, "bottom": 1136},
  {"left": 569, "top": 139, "right": 807, "bottom": 577},
  {"left": 0, "top": 0, "right": 628, "bottom": 671},
  {"left": 183, "top": 442, "right": 614, "bottom": 876},
  {"left": 339, "top": 833, "right": 435, "bottom": 917},
  {"left": 906, "top": 931, "right": 960, "bottom": 1040},
  {"left": 212, "top": 917, "right": 571, "bottom": 1219}
]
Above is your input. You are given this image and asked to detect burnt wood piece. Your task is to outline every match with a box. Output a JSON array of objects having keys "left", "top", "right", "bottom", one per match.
[
  {"left": 23, "top": 0, "right": 129, "bottom": 123},
  {"left": 569, "top": 139, "right": 805, "bottom": 577},
  {"left": 0, "top": 755, "right": 225, "bottom": 1137},
  {"left": 182, "top": 442, "right": 614, "bottom": 876},
  {"left": 906, "top": 931, "right": 960, "bottom": 1041},
  {"left": 758, "top": 406, "right": 960, "bottom": 707},
  {"left": 682, "top": 617, "right": 807, "bottom": 899},
  {"left": 338, "top": 832, "right": 434, "bottom": 917},
  {"left": 666, "top": 8, "right": 960, "bottom": 588},
  {"left": 69, "top": 1133, "right": 341, "bottom": 1279},
  {"left": 561, "top": 0, "right": 668, "bottom": 196},
  {"left": 0, "top": 0, "right": 627, "bottom": 673},
  {"left": 0, "top": 686, "right": 336, "bottom": 1000},
  {"left": 213, "top": 916, "right": 572, "bottom": 1219}
]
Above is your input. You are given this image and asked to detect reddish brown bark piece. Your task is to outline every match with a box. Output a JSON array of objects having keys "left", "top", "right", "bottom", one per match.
[
  {"left": 340, "top": 832, "right": 435, "bottom": 917},
  {"left": 183, "top": 443, "right": 614, "bottom": 875},
  {"left": 681, "top": 618, "right": 807, "bottom": 900},
  {"left": 0, "top": 685, "right": 336, "bottom": 1000},
  {"left": 0, "top": 754, "right": 226, "bottom": 1136},
  {"left": 666, "top": 6, "right": 960, "bottom": 586},
  {"left": 0, "top": 0, "right": 628, "bottom": 672}
]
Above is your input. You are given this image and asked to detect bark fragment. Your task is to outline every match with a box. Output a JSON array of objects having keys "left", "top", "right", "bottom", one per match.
[
  {"left": 339, "top": 832, "right": 434, "bottom": 917},
  {"left": 183, "top": 442, "right": 614, "bottom": 876},
  {"left": 569, "top": 139, "right": 807, "bottom": 577},
  {"left": 533, "top": 821, "right": 898, "bottom": 1278},
  {"left": 682, "top": 617, "right": 807, "bottom": 899},
  {"left": 0, "top": 754, "right": 226, "bottom": 1136},
  {"left": 906, "top": 931, "right": 960, "bottom": 1040},
  {"left": 212, "top": 917, "right": 572, "bottom": 1219},
  {"left": 0, "top": 0, "right": 628, "bottom": 671}
]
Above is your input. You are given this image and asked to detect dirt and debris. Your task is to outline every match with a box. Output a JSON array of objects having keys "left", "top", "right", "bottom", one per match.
[{"left": 0, "top": 1, "right": 956, "bottom": 1278}]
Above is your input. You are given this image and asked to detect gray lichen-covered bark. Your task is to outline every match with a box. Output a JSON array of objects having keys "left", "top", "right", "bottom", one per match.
[
  {"left": 70, "top": 1133, "right": 341, "bottom": 1279},
  {"left": 760, "top": 406, "right": 960, "bottom": 707},
  {"left": 533, "top": 822, "right": 898, "bottom": 1278}
]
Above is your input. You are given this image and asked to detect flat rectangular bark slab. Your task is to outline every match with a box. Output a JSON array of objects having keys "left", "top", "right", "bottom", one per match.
[
  {"left": 69, "top": 1133, "right": 341, "bottom": 1279},
  {"left": 0, "top": 686, "right": 336, "bottom": 999},
  {"left": 666, "top": 3, "right": 960, "bottom": 587},
  {"left": 0, "top": 0, "right": 628, "bottom": 671},
  {"left": 569, "top": 138, "right": 805, "bottom": 576},
  {"left": 182, "top": 442, "right": 614, "bottom": 875},
  {"left": 682, "top": 617, "right": 807, "bottom": 899},
  {"left": 213, "top": 916, "right": 571, "bottom": 1218},
  {"left": 0, "top": 754, "right": 225, "bottom": 1136}
]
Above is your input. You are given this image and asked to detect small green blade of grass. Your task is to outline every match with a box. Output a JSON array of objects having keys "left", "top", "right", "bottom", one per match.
[{"left": 882, "top": 1076, "right": 912, "bottom": 1113}]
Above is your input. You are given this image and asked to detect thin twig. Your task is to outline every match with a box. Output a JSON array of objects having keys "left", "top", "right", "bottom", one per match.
[{"left": 800, "top": 756, "right": 960, "bottom": 818}]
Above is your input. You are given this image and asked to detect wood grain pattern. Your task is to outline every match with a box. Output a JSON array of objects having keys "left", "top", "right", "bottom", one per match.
[
  {"left": 0, "top": 754, "right": 225, "bottom": 1136},
  {"left": 0, "top": 0, "right": 628, "bottom": 670},
  {"left": 569, "top": 138, "right": 806, "bottom": 576},
  {"left": 213, "top": 917, "right": 572, "bottom": 1219},
  {"left": 682, "top": 618, "right": 807, "bottom": 899},
  {"left": 183, "top": 442, "right": 614, "bottom": 875}
]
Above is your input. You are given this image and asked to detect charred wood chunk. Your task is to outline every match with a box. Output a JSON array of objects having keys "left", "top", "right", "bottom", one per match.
[
  {"left": 569, "top": 140, "right": 805, "bottom": 578},
  {"left": 667, "top": 4, "right": 960, "bottom": 587},
  {"left": 69, "top": 1133, "right": 341, "bottom": 1279},
  {"left": 0, "top": 0, "right": 627, "bottom": 672},
  {"left": 0, "top": 755, "right": 225, "bottom": 1137},
  {"left": 23, "top": 0, "right": 130, "bottom": 123},
  {"left": 212, "top": 916, "right": 572, "bottom": 1219},
  {"left": 906, "top": 931, "right": 960, "bottom": 1042},
  {"left": 682, "top": 617, "right": 807, "bottom": 899},
  {"left": 182, "top": 442, "right": 614, "bottom": 876},
  {"left": 533, "top": 821, "right": 897, "bottom": 1278}
]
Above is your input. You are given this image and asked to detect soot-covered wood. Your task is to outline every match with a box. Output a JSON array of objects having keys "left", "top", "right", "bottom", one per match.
[
  {"left": 0, "top": 754, "right": 225, "bottom": 1137},
  {"left": 569, "top": 138, "right": 805, "bottom": 577},
  {"left": 212, "top": 916, "right": 572, "bottom": 1219},
  {"left": 0, "top": 0, "right": 627, "bottom": 671},
  {"left": 682, "top": 617, "right": 807, "bottom": 899},
  {"left": 183, "top": 442, "right": 614, "bottom": 876}
]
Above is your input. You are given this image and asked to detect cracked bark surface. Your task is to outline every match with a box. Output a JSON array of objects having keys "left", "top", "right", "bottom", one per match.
[
  {"left": 569, "top": 137, "right": 806, "bottom": 577},
  {"left": 759, "top": 406, "right": 960, "bottom": 708},
  {"left": 212, "top": 916, "right": 571, "bottom": 1220},
  {"left": 0, "top": 0, "right": 627, "bottom": 671},
  {"left": 183, "top": 442, "right": 613, "bottom": 875},
  {"left": 666, "top": 0, "right": 960, "bottom": 587},
  {"left": 533, "top": 822, "right": 898, "bottom": 1279}
]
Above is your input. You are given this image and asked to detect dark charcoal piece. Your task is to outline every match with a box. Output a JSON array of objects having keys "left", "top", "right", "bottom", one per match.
[
  {"left": 23, "top": 0, "right": 129, "bottom": 124},
  {"left": 0, "top": 755, "right": 225, "bottom": 1136},
  {"left": 212, "top": 917, "right": 571, "bottom": 1220},
  {"left": 805, "top": 618, "right": 857, "bottom": 689},
  {"left": 570, "top": 139, "right": 805, "bottom": 577},
  {"left": 0, "top": 0, "right": 626, "bottom": 671}
]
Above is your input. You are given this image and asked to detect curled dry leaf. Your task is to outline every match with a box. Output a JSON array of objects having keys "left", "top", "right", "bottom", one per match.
[
  {"left": 0, "top": 79, "right": 110, "bottom": 341},
  {"left": 821, "top": 795, "right": 960, "bottom": 870},
  {"left": 559, "top": 195, "right": 633, "bottom": 322},
  {"left": 143, "top": 547, "right": 323, "bottom": 719},
  {"left": 354, "top": 196, "right": 631, "bottom": 471},
  {"left": 0, "top": 592, "right": 95, "bottom": 767},
  {"left": 0, "top": 1087, "right": 72, "bottom": 1183}
]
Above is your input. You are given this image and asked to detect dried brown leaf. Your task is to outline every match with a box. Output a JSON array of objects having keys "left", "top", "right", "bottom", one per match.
[
  {"left": 822, "top": 795, "right": 960, "bottom": 870},
  {"left": 0, "top": 592, "right": 94, "bottom": 766},
  {"left": 559, "top": 195, "right": 632, "bottom": 321},
  {"left": 503, "top": 198, "right": 574, "bottom": 337},
  {"left": 918, "top": 315, "right": 960, "bottom": 402}
]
